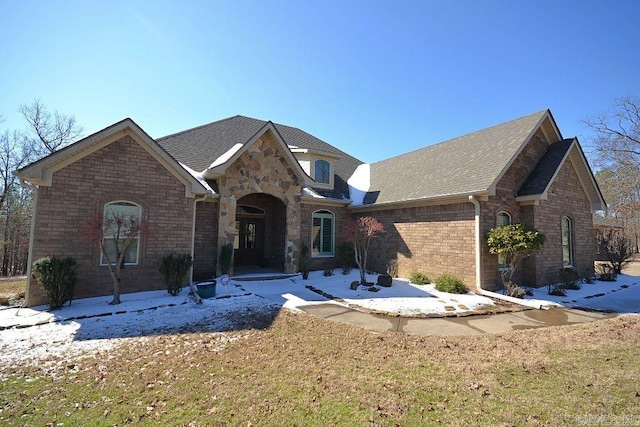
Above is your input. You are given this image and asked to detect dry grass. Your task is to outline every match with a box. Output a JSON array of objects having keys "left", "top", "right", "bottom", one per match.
[
  {"left": 0, "top": 276, "right": 26, "bottom": 306},
  {"left": 1, "top": 310, "right": 639, "bottom": 426}
]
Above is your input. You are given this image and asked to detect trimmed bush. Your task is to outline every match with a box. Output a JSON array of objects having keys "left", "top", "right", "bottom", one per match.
[
  {"left": 434, "top": 274, "right": 467, "bottom": 294},
  {"left": 558, "top": 268, "right": 581, "bottom": 290},
  {"left": 32, "top": 256, "right": 77, "bottom": 310},
  {"left": 300, "top": 243, "right": 310, "bottom": 280},
  {"left": 409, "top": 270, "right": 430, "bottom": 285},
  {"left": 337, "top": 241, "right": 355, "bottom": 275},
  {"left": 160, "top": 254, "right": 193, "bottom": 296},
  {"left": 219, "top": 243, "right": 233, "bottom": 275}
]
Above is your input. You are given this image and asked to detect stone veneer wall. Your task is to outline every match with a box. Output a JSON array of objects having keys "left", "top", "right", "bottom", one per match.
[
  {"left": 27, "top": 135, "right": 194, "bottom": 306},
  {"left": 215, "top": 130, "right": 302, "bottom": 273},
  {"left": 359, "top": 203, "right": 477, "bottom": 291}
]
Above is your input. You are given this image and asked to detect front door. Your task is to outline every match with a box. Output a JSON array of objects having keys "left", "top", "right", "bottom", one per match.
[{"left": 234, "top": 218, "right": 265, "bottom": 266}]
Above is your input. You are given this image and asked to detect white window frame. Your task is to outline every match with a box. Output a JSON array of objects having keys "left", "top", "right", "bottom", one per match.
[
  {"left": 100, "top": 201, "right": 142, "bottom": 266},
  {"left": 312, "top": 210, "right": 335, "bottom": 257},
  {"left": 496, "top": 211, "right": 512, "bottom": 271},
  {"left": 562, "top": 215, "right": 574, "bottom": 268}
]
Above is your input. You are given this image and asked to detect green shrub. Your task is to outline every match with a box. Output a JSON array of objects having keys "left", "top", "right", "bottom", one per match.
[
  {"left": 558, "top": 268, "right": 581, "bottom": 290},
  {"left": 548, "top": 285, "right": 567, "bottom": 297},
  {"left": 219, "top": 243, "right": 233, "bottom": 275},
  {"left": 160, "top": 254, "right": 193, "bottom": 296},
  {"left": 434, "top": 274, "right": 467, "bottom": 294},
  {"left": 300, "top": 243, "right": 310, "bottom": 280},
  {"left": 596, "top": 263, "right": 617, "bottom": 281},
  {"left": 409, "top": 270, "right": 430, "bottom": 285},
  {"left": 32, "top": 256, "right": 77, "bottom": 310},
  {"left": 337, "top": 241, "right": 355, "bottom": 275}
]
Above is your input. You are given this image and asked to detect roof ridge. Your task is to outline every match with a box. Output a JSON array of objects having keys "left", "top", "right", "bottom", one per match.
[
  {"left": 157, "top": 115, "right": 267, "bottom": 141},
  {"left": 371, "top": 109, "right": 549, "bottom": 166}
]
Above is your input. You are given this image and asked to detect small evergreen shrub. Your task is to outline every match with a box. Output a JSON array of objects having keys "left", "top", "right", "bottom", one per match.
[
  {"left": 409, "top": 270, "right": 430, "bottom": 285},
  {"left": 300, "top": 243, "right": 310, "bottom": 280},
  {"left": 548, "top": 285, "right": 567, "bottom": 297},
  {"left": 596, "top": 263, "right": 617, "bottom": 281},
  {"left": 434, "top": 274, "right": 467, "bottom": 294},
  {"left": 219, "top": 243, "right": 233, "bottom": 275},
  {"left": 32, "top": 256, "right": 77, "bottom": 310},
  {"left": 558, "top": 268, "right": 581, "bottom": 290},
  {"left": 160, "top": 254, "right": 193, "bottom": 296},
  {"left": 337, "top": 241, "right": 355, "bottom": 275}
]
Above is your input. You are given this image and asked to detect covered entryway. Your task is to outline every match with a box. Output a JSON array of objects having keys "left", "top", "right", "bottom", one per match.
[{"left": 234, "top": 194, "right": 287, "bottom": 270}]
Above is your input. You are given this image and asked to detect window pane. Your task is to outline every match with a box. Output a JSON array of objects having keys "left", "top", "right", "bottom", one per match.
[
  {"left": 315, "top": 160, "right": 330, "bottom": 184},
  {"left": 102, "top": 202, "right": 141, "bottom": 265},
  {"left": 497, "top": 212, "right": 511, "bottom": 227},
  {"left": 496, "top": 213, "right": 510, "bottom": 269},
  {"left": 562, "top": 217, "right": 573, "bottom": 266},
  {"left": 103, "top": 238, "right": 138, "bottom": 264},
  {"left": 312, "top": 212, "right": 334, "bottom": 256},
  {"left": 321, "top": 217, "right": 333, "bottom": 253}
]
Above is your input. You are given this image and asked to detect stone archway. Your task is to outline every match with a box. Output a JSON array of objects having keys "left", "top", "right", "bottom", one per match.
[{"left": 235, "top": 194, "right": 287, "bottom": 270}]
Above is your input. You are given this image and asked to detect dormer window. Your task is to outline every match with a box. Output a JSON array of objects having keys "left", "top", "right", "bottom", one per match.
[{"left": 315, "top": 159, "right": 330, "bottom": 184}]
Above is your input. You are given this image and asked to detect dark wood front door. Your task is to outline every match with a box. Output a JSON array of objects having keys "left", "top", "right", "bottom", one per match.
[{"left": 234, "top": 218, "right": 265, "bottom": 266}]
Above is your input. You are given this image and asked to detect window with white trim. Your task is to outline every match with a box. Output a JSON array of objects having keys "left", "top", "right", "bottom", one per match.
[
  {"left": 562, "top": 216, "right": 573, "bottom": 267},
  {"left": 314, "top": 159, "right": 331, "bottom": 184},
  {"left": 101, "top": 201, "right": 141, "bottom": 265},
  {"left": 312, "top": 210, "right": 334, "bottom": 257},
  {"left": 496, "top": 211, "right": 511, "bottom": 270}
]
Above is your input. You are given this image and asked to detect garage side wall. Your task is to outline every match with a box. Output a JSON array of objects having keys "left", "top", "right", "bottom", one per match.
[{"left": 359, "top": 203, "right": 476, "bottom": 290}]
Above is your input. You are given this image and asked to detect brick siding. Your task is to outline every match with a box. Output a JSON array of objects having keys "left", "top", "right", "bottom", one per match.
[
  {"left": 358, "top": 203, "right": 476, "bottom": 289},
  {"left": 27, "top": 135, "right": 194, "bottom": 306}
]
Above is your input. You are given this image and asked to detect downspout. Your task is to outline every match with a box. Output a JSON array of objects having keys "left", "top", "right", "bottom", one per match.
[
  {"left": 190, "top": 195, "right": 208, "bottom": 304},
  {"left": 468, "top": 195, "right": 547, "bottom": 309},
  {"left": 20, "top": 179, "right": 38, "bottom": 308}
]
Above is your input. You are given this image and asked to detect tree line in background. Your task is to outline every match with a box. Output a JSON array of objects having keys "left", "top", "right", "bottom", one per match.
[
  {"left": 0, "top": 100, "right": 82, "bottom": 276},
  {"left": 584, "top": 96, "right": 640, "bottom": 253}
]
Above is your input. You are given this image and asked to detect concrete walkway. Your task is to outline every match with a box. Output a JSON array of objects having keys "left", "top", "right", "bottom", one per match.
[{"left": 300, "top": 303, "right": 614, "bottom": 335}]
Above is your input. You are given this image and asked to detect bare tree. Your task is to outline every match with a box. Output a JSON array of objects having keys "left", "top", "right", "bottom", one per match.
[
  {"left": 81, "top": 211, "right": 147, "bottom": 305},
  {"left": 341, "top": 217, "right": 385, "bottom": 285},
  {"left": 19, "top": 99, "right": 83, "bottom": 154},
  {"left": 583, "top": 96, "right": 640, "bottom": 167},
  {"left": 584, "top": 97, "right": 640, "bottom": 252}
]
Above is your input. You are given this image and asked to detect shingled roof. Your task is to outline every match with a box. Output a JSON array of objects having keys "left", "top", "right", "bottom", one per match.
[
  {"left": 363, "top": 110, "right": 555, "bottom": 205},
  {"left": 518, "top": 138, "right": 574, "bottom": 197},
  {"left": 157, "top": 115, "right": 363, "bottom": 200}
]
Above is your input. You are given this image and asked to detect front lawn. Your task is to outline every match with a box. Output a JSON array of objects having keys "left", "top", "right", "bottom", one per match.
[{"left": 1, "top": 310, "right": 638, "bottom": 426}]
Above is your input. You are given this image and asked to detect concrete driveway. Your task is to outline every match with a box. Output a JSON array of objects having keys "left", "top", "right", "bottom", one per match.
[{"left": 301, "top": 303, "right": 614, "bottom": 335}]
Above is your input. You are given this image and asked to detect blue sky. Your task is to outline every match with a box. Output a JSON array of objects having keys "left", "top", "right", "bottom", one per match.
[{"left": 1, "top": 0, "right": 639, "bottom": 164}]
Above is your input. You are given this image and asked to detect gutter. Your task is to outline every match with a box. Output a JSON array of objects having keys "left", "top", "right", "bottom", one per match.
[
  {"left": 468, "top": 195, "right": 548, "bottom": 310},
  {"left": 189, "top": 195, "right": 208, "bottom": 304}
]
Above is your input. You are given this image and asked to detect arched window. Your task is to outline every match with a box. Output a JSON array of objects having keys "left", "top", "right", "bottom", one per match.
[
  {"left": 101, "top": 201, "right": 142, "bottom": 265},
  {"left": 496, "top": 211, "right": 511, "bottom": 228},
  {"left": 496, "top": 211, "right": 511, "bottom": 270},
  {"left": 562, "top": 216, "right": 573, "bottom": 267},
  {"left": 312, "top": 210, "right": 334, "bottom": 257},
  {"left": 314, "top": 159, "right": 331, "bottom": 184}
]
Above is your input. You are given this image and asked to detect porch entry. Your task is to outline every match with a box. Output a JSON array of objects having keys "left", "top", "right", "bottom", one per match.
[
  {"left": 234, "top": 215, "right": 265, "bottom": 266},
  {"left": 233, "top": 194, "right": 287, "bottom": 270}
]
